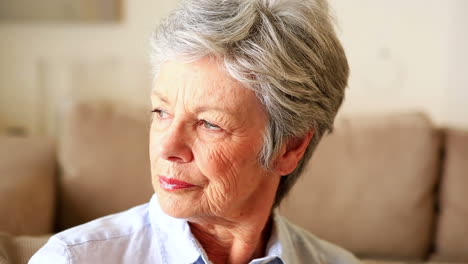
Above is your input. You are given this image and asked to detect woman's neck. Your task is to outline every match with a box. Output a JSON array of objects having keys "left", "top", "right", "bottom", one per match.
[{"left": 189, "top": 216, "right": 273, "bottom": 264}]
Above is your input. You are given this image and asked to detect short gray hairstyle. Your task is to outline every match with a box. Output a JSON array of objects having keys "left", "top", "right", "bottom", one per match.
[{"left": 151, "top": 0, "right": 349, "bottom": 207}]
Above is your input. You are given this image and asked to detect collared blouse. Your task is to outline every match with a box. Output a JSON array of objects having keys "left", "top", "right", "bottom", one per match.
[{"left": 29, "top": 195, "right": 360, "bottom": 264}]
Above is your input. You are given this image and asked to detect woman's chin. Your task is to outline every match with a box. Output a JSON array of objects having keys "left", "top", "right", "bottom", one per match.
[{"left": 155, "top": 191, "right": 197, "bottom": 219}]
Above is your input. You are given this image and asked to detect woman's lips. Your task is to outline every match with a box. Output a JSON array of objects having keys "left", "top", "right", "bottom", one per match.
[{"left": 158, "top": 176, "right": 196, "bottom": 191}]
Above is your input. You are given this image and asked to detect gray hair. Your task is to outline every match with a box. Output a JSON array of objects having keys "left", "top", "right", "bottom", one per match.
[{"left": 151, "top": 0, "right": 349, "bottom": 207}]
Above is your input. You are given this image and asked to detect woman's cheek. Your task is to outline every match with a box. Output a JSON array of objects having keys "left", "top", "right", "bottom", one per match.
[
  {"left": 206, "top": 144, "right": 239, "bottom": 177},
  {"left": 198, "top": 145, "right": 240, "bottom": 197},
  {"left": 203, "top": 184, "right": 231, "bottom": 215}
]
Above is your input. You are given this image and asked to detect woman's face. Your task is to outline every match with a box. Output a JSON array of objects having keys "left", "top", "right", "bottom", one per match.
[{"left": 149, "top": 57, "right": 280, "bottom": 221}]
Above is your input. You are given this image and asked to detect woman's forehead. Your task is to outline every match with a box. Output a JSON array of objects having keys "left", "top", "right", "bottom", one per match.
[{"left": 152, "top": 58, "right": 261, "bottom": 114}]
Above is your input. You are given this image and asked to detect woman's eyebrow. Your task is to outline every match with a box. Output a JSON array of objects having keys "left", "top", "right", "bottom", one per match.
[{"left": 151, "top": 90, "right": 169, "bottom": 104}]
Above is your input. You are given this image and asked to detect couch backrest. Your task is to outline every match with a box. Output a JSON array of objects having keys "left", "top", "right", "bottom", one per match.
[
  {"left": 280, "top": 112, "right": 441, "bottom": 260},
  {"left": 433, "top": 128, "right": 468, "bottom": 262},
  {"left": 57, "top": 102, "right": 154, "bottom": 230},
  {"left": 0, "top": 136, "right": 56, "bottom": 236}
]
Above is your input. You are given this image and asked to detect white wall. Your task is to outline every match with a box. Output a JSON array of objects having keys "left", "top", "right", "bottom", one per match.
[
  {"left": 0, "top": 0, "right": 467, "bottom": 136},
  {"left": 332, "top": 0, "right": 467, "bottom": 129},
  {"left": 445, "top": 0, "right": 468, "bottom": 129},
  {"left": 0, "top": 0, "right": 180, "bottom": 136}
]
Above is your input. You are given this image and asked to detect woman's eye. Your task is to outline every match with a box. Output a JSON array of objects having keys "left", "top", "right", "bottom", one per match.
[
  {"left": 201, "top": 120, "right": 222, "bottom": 131},
  {"left": 151, "top": 109, "right": 169, "bottom": 119}
]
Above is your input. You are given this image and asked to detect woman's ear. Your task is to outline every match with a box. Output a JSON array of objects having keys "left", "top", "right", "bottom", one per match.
[{"left": 273, "top": 130, "right": 314, "bottom": 176}]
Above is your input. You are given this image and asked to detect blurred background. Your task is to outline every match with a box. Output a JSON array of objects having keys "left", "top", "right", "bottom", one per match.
[
  {"left": 1, "top": 2, "right": 467, "bottom": 262},
  {"left": 0, "top": 0, "right": 467, "bottom": 137}
]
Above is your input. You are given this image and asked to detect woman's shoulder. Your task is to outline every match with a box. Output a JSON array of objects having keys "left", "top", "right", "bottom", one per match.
[
  {"left": 55, "top": 202, "right": 151, "bottom": 245},
  {"left": 275, "top": 213, "right": 361, "bottom": 264},
  {"left": 29, "top": 202, "right": 160, "bottom": 264}
]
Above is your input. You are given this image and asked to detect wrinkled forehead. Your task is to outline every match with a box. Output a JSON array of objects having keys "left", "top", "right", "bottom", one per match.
[{"left": 152, "top": 58, "right": 263, "bottom": 115}]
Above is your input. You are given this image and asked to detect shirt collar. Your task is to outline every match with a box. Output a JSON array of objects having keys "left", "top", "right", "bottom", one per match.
[
  {"left": 249, "top": 212, "right": 283, "bottom": 263},
  {"left": 148, "top": 194, "right": 284, "bottom": 264}
]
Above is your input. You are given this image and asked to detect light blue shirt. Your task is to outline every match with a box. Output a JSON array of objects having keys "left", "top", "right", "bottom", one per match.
[{"left": 29, "top": 195, "right": 360, "bottom": 264}]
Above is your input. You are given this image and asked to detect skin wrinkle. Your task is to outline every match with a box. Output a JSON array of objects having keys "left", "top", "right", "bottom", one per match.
[
  {"left": 205, "top": 148, "right": 236, "bottom": 215},
  {"left": 190, "top": 220, "right": 270, "bottom": 264}
]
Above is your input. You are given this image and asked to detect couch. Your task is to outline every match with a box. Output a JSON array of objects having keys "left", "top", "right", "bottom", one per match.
[{"left": 0, "top": 102, "right": 467, "bottom": 264}]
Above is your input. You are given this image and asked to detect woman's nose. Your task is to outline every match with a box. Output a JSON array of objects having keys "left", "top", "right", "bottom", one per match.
[{"left": 157, "top": 122, "right": 194, "bottom": 163}]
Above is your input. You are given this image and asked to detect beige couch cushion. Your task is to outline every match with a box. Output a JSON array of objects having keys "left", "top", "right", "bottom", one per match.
[
  {"left": 433, "top": 128, "right": 468, "bottom": 261},
  {"left": 57, "top": 102, "right": 154, "bottom": 230},
  {"left": 363, "top": 261, "right": 460, "bottom": 264},
  {"left": 0, "top": 137, "right": 56, "bottom": 235},
  {"left": 0, "top": 233, "right": 49, "bottom": 264},
  {"left": 361, "top": 260, "right": 413, "bottom": 264},
  {"left": 280, "top": 112, "right": 440, "bottom": 259}
]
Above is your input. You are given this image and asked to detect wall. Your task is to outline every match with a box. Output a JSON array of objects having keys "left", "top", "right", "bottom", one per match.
[
  {"left": 0, "top": 0, "right": 466, "bottom": 137},
  {"left": 0, "top": 0, "right": 179, "bottom": 136},
  {"left": 331, "top": 0, "right": 467, "bottom": 129},
  {"left": 445, "top": 0, "right": 468, "bottom": 129}
]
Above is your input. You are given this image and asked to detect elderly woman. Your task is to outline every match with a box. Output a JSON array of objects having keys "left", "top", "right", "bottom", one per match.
[{"left": 30, "top": 0, "right": 358, "bottom": 263}]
